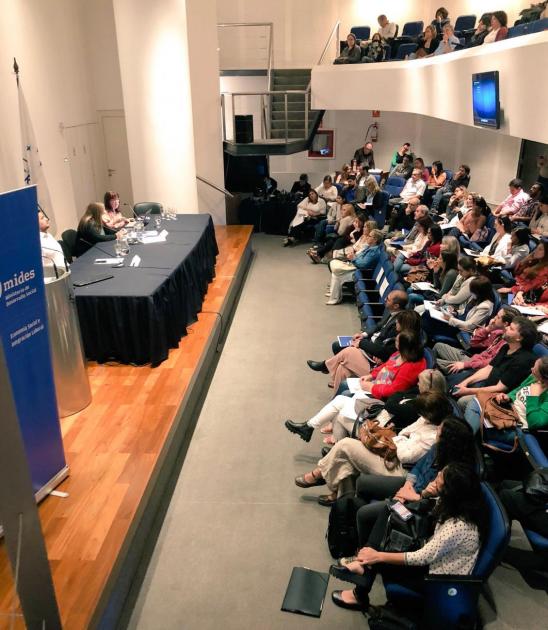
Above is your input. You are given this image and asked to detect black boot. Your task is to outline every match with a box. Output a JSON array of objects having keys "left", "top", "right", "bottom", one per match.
[
  {"left": 307, "top": 359, "right": 329, "bottom": 374},
  {"left": 284, "top": 419, "right": 314, "bottom": 442}
]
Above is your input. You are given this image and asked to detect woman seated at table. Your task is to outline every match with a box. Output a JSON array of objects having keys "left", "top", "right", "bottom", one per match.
[
  {"left": 102, "top": 191, "right": 129, "bottom": 232},
  {"left": 422, "top": 275, "right": 494, "bottom": 340},
  {"left": 283, "top": 189, "right": 326, "bottom": 246},
  {"left": 293, "top": 391, "right": 451, "bottom": 507},
  {"left": 394, "top": 223, "right": 441, "bottom": 277},
  {"left": 330, "top": 462, "right": 485, "bottom": 613},
  {"left": 75, "top": 202, "right": 117, "bottom": 256}
]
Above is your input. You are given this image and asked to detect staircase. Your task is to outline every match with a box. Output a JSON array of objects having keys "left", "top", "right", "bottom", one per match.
[
  {"left": 270, "top": 69, "right": 317, "bottom": 140},
  {"left": 223, "top": 68, "right": 324, "bottom": 156}
]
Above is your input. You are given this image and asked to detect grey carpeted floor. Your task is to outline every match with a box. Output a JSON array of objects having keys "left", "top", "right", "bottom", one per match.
[{"left": 129, "top": 234, "right": 547, "bottom": 630}]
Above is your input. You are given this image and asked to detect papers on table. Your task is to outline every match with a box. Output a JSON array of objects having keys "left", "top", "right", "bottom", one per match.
[
  {"left": 337, "top": 336, "right": 353, "bottom": 348},
  {"left": 141, "top": 229, "right": 168, "bottom": 244},
  {"left": 411, "top": 282, "right": 439, "bottom": 293},
  {"left": 129, "top": 255, "right": 141, "bottom": 267},
  {"left": 513, "top": 305, "right": 547, "bottom": 317}
]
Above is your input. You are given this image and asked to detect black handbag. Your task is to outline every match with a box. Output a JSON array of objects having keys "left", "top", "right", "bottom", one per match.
[
  {"left": 523, "top": 468, "right": 548, "bottom": 501},
  {"left": 381, "top": 499, "right": 436, "bottom": 553}
]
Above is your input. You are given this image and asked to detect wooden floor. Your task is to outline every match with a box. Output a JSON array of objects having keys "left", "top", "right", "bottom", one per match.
[{"left": 0, "top": 225, "right": 253, "bottom": 630}]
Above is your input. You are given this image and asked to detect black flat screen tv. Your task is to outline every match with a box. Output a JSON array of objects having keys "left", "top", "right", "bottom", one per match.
[{"left": 472, "top": 71, "right": 500, "bottom": 129}]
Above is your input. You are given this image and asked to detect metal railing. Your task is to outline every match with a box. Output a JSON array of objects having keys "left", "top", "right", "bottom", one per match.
[
  {"left": 221, "top": 90, "right": 309, "bottom": 143},
  {"left": 196, "top": 175, "right": 234, "bottom": 199},
  {"left": 306, "top": 19, "right": 340, "bottom": 92}
]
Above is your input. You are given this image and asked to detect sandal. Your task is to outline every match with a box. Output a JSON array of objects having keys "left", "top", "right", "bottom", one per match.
[
  {"left": 323, "top": 436, "right": 336, "bottom": 445},
  {"left": 320, "top": 424, "right": 333, "bottom": 434},
  {"left": 295, "top": 469, "right": 326, "bottom": 488}
]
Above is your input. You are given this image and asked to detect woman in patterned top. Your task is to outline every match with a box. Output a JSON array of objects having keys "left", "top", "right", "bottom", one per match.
[{"left": 330, "top": 462, "right": 486, "bottom": 612}]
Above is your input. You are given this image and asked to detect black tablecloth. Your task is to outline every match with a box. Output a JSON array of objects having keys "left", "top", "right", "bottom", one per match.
[{"left": 70, "top": 214, "right": 218, "bottom": 365}]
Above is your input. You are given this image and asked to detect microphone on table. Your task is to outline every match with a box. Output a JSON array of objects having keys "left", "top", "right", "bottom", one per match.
[
  {"left": 123, "top": 202, "right": 137, "bottom": 220},
  {"left": 80, "top": 238, "right": 124, "bottom": 267}
]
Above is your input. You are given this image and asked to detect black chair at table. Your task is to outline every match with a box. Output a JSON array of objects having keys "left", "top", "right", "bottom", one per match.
[
  {"left": 133, "top": 202, "right": 163, "bottom": 216},
  {"left": 61, "top": 229, "right": 78, "bottom": 263}
]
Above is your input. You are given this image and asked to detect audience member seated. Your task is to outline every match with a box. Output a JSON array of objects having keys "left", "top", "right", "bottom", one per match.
[
  {"left": 308, "top": 309, "right": 420, "bottom": 393},
  {"left": 353, "top": 418, "right": 476, "bottom": 553},
  {"left": 484, "top": 357, "right": 548, "bottom": 447},
  {"left": 353, "top": 142, "right": 376, "bottom": 170},
  {"left": 102, "top": 191, "right": 129, "bottom": 232},
  {"left": 423, "top": 161, "right": 447, "bottom": 206},
  {"left": 431, "top": 164, "right": 471, "bottom": 211},
  {"left": 411, "top": 24, "right": 440, "bottom": 58},
  {"left": 327, "top": 289, "right": 409, "bottom": 361},
  {"left": 390, "top": 143, "right": 413, "bottom": 171},
  {"left": 422, "top": 275, "right": 495, "bottom": 342},
  {"left": 377, "top": 14, "right": 397, "bottom": 43},
  {"left": 431, "top": 6, "right": 451, "bottom": 35},
  {"left": 335, "top": 164, "right": 351, "bottom": 185},
  {"left": 450, "top": 193, "right": 487, "bottom": 243},
  {"left": 293, "top": 389, "right": 450, "bottom": 507},
  {"left": 442, "top": 185, "right": 468, "bottom": 223},
  {"left": 75, "top": 202, "right": 117, "bottom": 257},
  {"left": 385, "top": 197, "right": 422, "bottom": 239},
  {"left": 484, "top": 11, "right": 509, "bottom": 43},
  {"left": 434, "top": 255, "right": 477, "bottom": 312},
  {"left": 330, "top": 463, "right": 485, "bottom": 613},
  {"left": 413, "top": 157, "right": 430, "bottom": 182},
  {"left": 284, "top": 189, "right": 326, "bottom": 246},
  {"left": 334, "top": 34, "right": 362, "bottom": 64},
  {"left": 466, "top": 14, "right": 492, "bottom": 48},
  {"left": 467, "top": 215, "right": 512, "bottom": 255},
  {"left": 308, "top": 204, "right": 356, "bottom": 263},
  {"left": 511, "top": 183, "right": 544, "bottom": 225},
  {"left": 433, "top": 306, "right": 520, "bottom": 384},
  {"left": 388, "top": 154, "right": 413, "bottom": 180},
  {"left": 392, "top": 217, "right": 434, "bottom": 275},
  {"left": 407, "top": 249, "right": 459, "bottom": 307},
  {"left": 290, "top": 173, "right": 311, "bottom": 199},
  {"left": 355, "top": 179, "right": 384, "bottom": 214},
  {"left": 316, "top": 175, "right": 339, "bottom": 203},
  {"left": 388, "top": 169, "right": 427, "bottom": 207},
  {"left": 330, "top": 216, "right": 369, "bottom": 262},
  {"left": 325, "top": 229, "right": 384, "bottom": 304},
  {"left": 492, "top": 178, "right": 530, "bottom": 219},
  {"left": 498, "top": 238, "right": 548, "bottom": 304},
  {"left": 355, "top": 164, "right": 377, "bottom": 189},
  {"left": 452, "top": 316, "right": 538, "bottom": 428},
  {"left": 313, "top": 194, "right": 344, "bottom": 244},
  {"left": 38, "top": 209, "right": 66, "bottom": 272},
  {"left": 383, "top": 368, "right": 448, "bottom": 429},
  {"left": 361, "top": 33, "right": 385, "bottom": 63},
  {"left": 433, "top": 23, "right": 460, "bottom": 55},
  {"left": 398, "top": 223, "right": 443, "bottom": 279},
  {"left": 529, "top": 194, "right": 548, "bottom": 237},
  {"left": 341, "top": 175, "right": 358, "bottom": 203}
]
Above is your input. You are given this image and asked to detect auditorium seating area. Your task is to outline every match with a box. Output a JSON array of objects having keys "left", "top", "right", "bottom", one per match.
[
  {"left": 335, "top": 3, "right": 548, "bottom": 63},
  {"left": 280, "top": 140, "right": 548, "bottom": 624}
]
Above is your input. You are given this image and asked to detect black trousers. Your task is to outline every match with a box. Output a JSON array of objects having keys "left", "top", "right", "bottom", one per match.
[{"left": 499, "top": 481, "right": 548, "bottom": 537}]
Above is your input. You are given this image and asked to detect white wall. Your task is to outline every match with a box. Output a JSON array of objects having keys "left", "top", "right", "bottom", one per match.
[
  {"left": 269, "top": 110, "right": 520, "bottom": 205},
  {"left": 0, "top": 0, "right": 100, "bottom": 235},
  {"left": 312, "top": 32, "right": 548, "bottom": 144},
  {"left": 219, "top": 76, "right": 269, "bottom": 141},
  {"left": 112, "top": 0, "right": 198, "bottom": 212},
  {"left": 427, "top": 0, "right": 525, "bottom": 26}
]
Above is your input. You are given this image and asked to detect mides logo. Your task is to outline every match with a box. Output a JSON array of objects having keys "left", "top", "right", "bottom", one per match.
[{"left": 0, "top": 269, "right": 36, "bottom": 299}]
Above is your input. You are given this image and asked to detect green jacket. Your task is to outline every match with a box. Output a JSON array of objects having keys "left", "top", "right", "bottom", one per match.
[{"left": 508, "top": 375, "right": 548, "bottom": 431}]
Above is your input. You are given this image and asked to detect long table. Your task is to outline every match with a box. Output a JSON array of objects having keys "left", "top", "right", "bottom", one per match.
[{"left": 69, "top": 214, "right": 218, "bottom": 365}]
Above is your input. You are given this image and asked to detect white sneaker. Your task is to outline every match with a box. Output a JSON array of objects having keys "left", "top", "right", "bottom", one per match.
[
  {"left": 325, "top": 292, "right": 331, "bottom": 297},
  {"left": 325, "top": 299, "right": 341, "bottom": 305}
]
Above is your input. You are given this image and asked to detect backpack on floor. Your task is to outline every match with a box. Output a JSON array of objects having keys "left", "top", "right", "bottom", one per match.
[{"left": 326, "top": 495, "right": 359, "bottom": 558}]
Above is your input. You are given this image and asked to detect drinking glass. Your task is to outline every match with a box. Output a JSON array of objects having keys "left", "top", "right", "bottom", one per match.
[
  {"left": 119, "top": 238, "right": 130, "bottom": 256},
  {"left": 154, "top": 215, "right": 162, "bottom": 230}
]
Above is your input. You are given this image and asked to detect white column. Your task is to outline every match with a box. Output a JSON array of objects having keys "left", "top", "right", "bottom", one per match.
[
  {"left": 186, "top": 0, "right": 226, "bottom": 224},
  {"left": 112, "top": 0, "right": 198, "bottom": 212}
]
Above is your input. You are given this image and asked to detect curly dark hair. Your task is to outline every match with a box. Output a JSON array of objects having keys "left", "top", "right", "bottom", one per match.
[
  {"left": 436, "top": 417, "right": 475, "bottom": 470},
  {"left": 435, "top": 462, "right": 487, "bottom": 540}
]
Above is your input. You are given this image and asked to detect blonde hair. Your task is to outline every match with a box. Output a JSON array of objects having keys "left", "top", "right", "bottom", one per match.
[
  {"left": 369, "top": 229, "right": 384, "bottom": 244},
  {"left": 366, "top": 179, "right": 380, "bottom": 194},
  {"left": 418, "top": 369, "right": 447, "bottom": 393},
  {"left": 365, "top": 220, "right": 378, "bottom": 232},
  {"left": 441, "top": 235, "right": 460, "bottom": 256}
]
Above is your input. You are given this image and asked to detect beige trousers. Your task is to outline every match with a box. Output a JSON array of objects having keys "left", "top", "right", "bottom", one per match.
[
  {"left": 318, "top": 437, "right": 404, "bottom": 492},
  {"left": 325, "top": 346, "right": 371, "bottom": 391}
]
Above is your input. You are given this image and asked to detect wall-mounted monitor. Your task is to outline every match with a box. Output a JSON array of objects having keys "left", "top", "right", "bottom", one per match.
[{"left": 472, "top": 71, "right": 500, "bottom": 129}]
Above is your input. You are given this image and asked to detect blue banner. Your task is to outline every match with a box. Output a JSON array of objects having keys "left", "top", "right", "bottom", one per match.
[{"left": 0, "top": 186, "right": 66, "bottom": 494}]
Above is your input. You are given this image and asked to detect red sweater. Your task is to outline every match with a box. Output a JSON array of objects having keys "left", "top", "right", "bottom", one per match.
[{"left": 370, "top": 353, "right": 427, "bottom": 399}]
